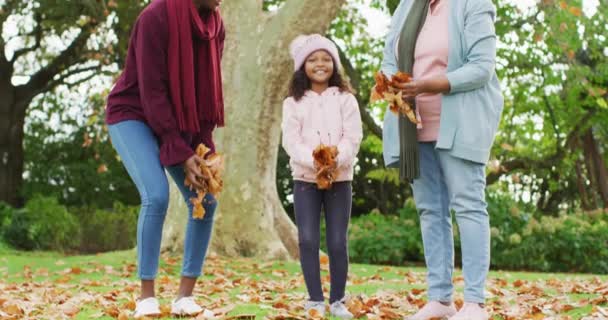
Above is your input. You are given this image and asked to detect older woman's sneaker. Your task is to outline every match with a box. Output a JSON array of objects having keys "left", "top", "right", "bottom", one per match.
[
  {"left": 448, "top": 302, "right": 489, "bottom": 320},
  {"left": 407, "top": 301, "right": 457, "bottom": 320}
]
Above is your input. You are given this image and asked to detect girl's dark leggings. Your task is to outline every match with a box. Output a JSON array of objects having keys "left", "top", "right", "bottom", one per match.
[{"left": 293, "top": 180, "right": 352, "bottom": 303}]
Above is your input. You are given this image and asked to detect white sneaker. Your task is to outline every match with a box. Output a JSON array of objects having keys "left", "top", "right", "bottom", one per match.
[
  {"left": 171, "top": 296, "right": 213, "bottom": 317},
  {"left": 304, "top": 300, "right": 326, "bottom": 318},
  {"left": 133, "top": 297, "right": 161, "bottom": 319},
  {"left": 330, "top": 299, "right": 354, "bottom": 319},
  {"left": 407, "top": 301, "right": 457, "bottom": 320},
  {"left": 448, "top": 302, "right": 489, "bottom": 320}
]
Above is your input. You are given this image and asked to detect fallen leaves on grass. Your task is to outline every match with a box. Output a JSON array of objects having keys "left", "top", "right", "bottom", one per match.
[{"left": 1, "top": 255, "right": 607, "bottom": 319}]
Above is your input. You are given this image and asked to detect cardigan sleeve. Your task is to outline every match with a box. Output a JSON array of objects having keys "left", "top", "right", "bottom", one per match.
[{"left": 446, "top": 0, "right": 497, "bottom": 94}]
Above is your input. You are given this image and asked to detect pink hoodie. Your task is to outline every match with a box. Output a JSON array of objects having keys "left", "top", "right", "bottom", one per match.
[{"left": 281, "top": 87, "right": 363, "bottom": 183}]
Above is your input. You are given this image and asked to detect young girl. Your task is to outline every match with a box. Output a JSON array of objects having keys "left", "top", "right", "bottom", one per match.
[
  {"left": 281, "top": 34, "right": 363, "bottom": 319},
  {"left": 105, "top": 0, "right": 224, "bottom": 318}
]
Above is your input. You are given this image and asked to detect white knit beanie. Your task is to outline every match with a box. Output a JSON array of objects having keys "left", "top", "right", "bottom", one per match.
[{"left": 289, "top": 34, "right": 342, "bottom": 71}]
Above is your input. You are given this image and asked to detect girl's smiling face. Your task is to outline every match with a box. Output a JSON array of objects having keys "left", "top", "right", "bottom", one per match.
[{"left": 304, "top": 50, "right": 335, "bottom": 86}]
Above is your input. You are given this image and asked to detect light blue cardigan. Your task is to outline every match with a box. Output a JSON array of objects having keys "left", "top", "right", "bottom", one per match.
[{"left": 381, "top": 0, "right": 504, "bottom": 166}]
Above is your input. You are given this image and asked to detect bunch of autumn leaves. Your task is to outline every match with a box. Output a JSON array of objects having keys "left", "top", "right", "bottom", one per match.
[
  {"left": 184, "top": 144, "right": 224, "bottom": 219},
  {"left": 371, "top": 71, "right": 420, "bottom": 125}
]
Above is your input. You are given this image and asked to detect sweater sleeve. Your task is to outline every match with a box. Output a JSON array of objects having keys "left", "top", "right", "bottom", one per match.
[
  {"left": 336, "top": 94, "right": 363, "bottom": 169},
  {"left": 446, "top": 0, "right": 497, "bottom": 94},
  {"left": 281, "top": 98, "right": 315, "bottom": 169},
  {"left": 381, "top": 0, "right": 410, "bottom": 78},
  {"left": 135, "top": 10, "right": 194, "bottom": 166}
]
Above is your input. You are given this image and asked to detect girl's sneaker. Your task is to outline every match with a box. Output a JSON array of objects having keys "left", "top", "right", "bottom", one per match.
[
  {"left": 330, "top": 299, "right": 354, "bottom": 319},
  {"left": 304, "top": 300, "right": 326, "bottom": 318},
  {"left": 133, "top": 297, "right": 161, "bottom": 319}
]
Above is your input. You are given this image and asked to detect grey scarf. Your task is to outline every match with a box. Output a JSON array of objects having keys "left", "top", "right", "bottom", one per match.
[{"left": 397, "top": 0, "right": 430, "bottom": 182}]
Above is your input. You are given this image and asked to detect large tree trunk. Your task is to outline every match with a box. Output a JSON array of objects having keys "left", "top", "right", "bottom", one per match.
[
  {"left": 582, "top": 129, "right": 608, "bottom": 208},
  {"left": 161, "top": 0, "right": 346, "bottom": 259},
  {"left": 0, "top": 80, "right": 27, "bottom": 207}
]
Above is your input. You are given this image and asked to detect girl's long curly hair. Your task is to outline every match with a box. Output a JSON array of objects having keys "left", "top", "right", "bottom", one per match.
[{"left": 287, "top": 62, "right": 354, "bottom": 102}]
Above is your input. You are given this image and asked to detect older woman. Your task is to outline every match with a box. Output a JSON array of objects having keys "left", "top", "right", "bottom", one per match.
[{"left": 380, "top": 0, "right": 503, "bottom": 319}]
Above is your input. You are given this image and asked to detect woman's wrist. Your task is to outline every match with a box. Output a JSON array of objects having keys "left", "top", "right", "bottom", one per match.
[{"left": 421, "top": 76, "right": 450, "bottom": 95}]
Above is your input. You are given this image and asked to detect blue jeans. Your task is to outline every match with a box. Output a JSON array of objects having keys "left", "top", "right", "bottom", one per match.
[
  {"left": 108, "top": 120, "right": 217, "bottom": 280},
  {"left": 412, "top": 142, "right": 490, "bottom": 304}
]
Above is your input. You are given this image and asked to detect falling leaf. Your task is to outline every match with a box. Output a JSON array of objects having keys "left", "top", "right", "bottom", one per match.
[
  {"left": 569, "top": 6, "right": 582, "bottom": 16},
  {"left": 97, "top": 164, "right": 108, "bottom": 174},
  {"left": 82, "top": 133, "right": 93, "bottom": 148},
  {"left": 501, "top": 143, "right": 514, "bottom": 151}
]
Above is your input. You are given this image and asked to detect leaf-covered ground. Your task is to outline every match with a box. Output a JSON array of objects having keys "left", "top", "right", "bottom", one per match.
[{"left": 1, "top": 243, "right": 607, "bottom": 319}]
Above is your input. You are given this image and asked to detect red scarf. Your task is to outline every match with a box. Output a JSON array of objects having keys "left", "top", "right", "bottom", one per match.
[{"left": 166, "top": 0, "right": 224, "bottom": 132}]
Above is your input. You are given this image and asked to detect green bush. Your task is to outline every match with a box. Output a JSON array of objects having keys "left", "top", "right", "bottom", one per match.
[
  {"left": 322, "top": 191, "right": 608, "bottom": 273},
  {"left": 3, "top": 195, "right": 80, "bottom": 251},
  {"left": 74, "top": 202, "right": 138, "bottom": 253},
  {"left": 0, "top": 202, "right": 13, "bottom": 236},
  {"left": 1, "top": 196, "right": 138, "bottom": 253},
  {"left": 320, "top": 200, "right": 423, "bottom": 266},
  {"left": 490, "top": 210, "right": 608, "bottom": 273}
]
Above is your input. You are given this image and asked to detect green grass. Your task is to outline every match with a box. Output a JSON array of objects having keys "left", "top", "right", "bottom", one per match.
[{"left": 1, "top": 245, "right": 606, "bottom": 319}]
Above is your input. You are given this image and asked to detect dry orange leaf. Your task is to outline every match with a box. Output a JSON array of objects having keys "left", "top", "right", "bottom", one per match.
[
  {"left": 272, "top": 301, "right": 290, "bottom": 310},
  {"left": 60, "top": 302, "right": 80, "bottom": 317}
]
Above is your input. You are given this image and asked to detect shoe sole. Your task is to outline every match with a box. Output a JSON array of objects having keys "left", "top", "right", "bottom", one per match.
[
  {"left": 134, "top": 313, "right": 161, "bottom": 319},
  {"left": 171, "top": 312, "right": 202, "bottom": 318}
]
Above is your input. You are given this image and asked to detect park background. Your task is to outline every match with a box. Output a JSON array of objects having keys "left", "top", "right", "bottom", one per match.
[{"left": 0, "top": 0, "right": 607, "bottom": 318}]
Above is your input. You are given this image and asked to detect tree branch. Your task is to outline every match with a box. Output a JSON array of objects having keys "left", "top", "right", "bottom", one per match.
[
  {"left": 9, "top": 12, "right": 43, "bottom": 64},
  {"left": 16, "top": 21, "right": 99, "bottom": 105},
  {"left": 43, "top": 64, "right": 104, "bottom": 92},
  {"left": 335, "top": 41, "right": 383, "bottom": 138},
  {"left": 486, "top": 111, "right": 596, "bottom": 185},
  {"left": 0, "top": 0, "right": 19, "bottom": 73},
  {"left": 540, "top": 70, "right": 561, "bottom": 143},
  {"left": 268, "top": 0, "right": 346, "bottom": 44}
]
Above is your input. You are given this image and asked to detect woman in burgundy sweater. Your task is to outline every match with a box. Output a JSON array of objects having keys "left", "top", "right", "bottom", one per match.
[{"left": 105, "top": 0, "right": 224, "bottom": 317}]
